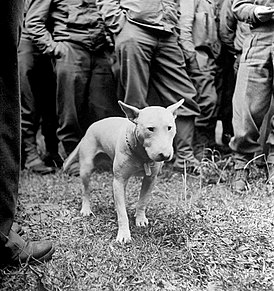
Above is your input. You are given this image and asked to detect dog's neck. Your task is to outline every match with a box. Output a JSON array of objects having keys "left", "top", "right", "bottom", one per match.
[
  {"left": 125, "top": 125, "right": 159, "bottom": 176},
  {"left": 125, "top": 125, "right": 150, "bottom": 162}
]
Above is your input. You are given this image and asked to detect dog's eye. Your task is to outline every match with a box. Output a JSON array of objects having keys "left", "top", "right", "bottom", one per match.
[
  {"left": 147, "top": 127, "right": 154, "bottom": 132},
  {"left": 168, "top": 126, "right": 172, "bottom": 131}
]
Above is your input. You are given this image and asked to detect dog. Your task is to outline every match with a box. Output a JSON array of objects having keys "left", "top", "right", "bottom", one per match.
[{"left": 63, "top": 99, "right": 184, "bottom": 243}]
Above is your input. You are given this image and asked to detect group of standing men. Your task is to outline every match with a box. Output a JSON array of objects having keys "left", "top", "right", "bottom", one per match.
[
  {"left": 2, "top": 0, "right": 274, "bottom": 266},
  {"left": 20, "top": 0, "right": 274, "bottom": 188},
  {"left": 20, "top": 0, "right": 227, "bottom": 177}
]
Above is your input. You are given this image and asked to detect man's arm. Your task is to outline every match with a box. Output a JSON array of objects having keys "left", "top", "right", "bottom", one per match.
[
  {"left": 25, "top": 0, "right": 57, "bottom": 55},
  {"left": 179, "top": 0, "right": 196, "bottom": 60},
  {"left": 96, "top": 0, "right": 126, "bottom": 35},
  {"left": 231, "top": 0, "right": 274, "bottom": 24},
  {"left": 219, "top": 0, "right": 237, "bottom": 53}
]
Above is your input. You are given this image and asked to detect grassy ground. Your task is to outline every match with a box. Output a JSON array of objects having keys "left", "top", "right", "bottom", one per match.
[{"left": 0, "top": 157, "right": 274, "bottom": 291}]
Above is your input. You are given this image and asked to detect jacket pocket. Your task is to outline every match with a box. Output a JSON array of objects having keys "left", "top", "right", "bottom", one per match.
[
  {"left": 67, "top": 3, "right": 99, "bottom": 28},
  {"left": 193, "top": 12, "right": 217, "bottom": 46},
  {"left": 241, "top": 33, "right": 256, "bottom": 63},
  {"left": 192, "top": 8, "right": 221, "bottom": 58}
]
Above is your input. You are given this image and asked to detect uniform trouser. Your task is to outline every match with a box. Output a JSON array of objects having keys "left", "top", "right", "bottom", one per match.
[
  {"left": 54, "top": 42, "right": 122, "bottom": 155},
  {"left": 215, "top": 47, "right": 235, "bottom": 137},
  {"left": 18, "top": 38, "right": 59, "bottom": 164},
  {"left": 0, "top": 0, "right": 23, "bottom": 245},
  {"left": 187, "top": 50, "right": 219, "bottom": 129},
  {"left": 114, "top": 21, "right": 200, "bottom": 164},
  {"left": 114, "top": 21, "right": 200, "bottom": 117},
  {"left": 229, "top": 29, "right": 274, "bottom": 169}
]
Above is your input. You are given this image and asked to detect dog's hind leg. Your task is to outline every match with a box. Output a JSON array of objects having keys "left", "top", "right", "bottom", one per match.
[{"left": 135, "top": 175, "right": 157, "bottom": 227}]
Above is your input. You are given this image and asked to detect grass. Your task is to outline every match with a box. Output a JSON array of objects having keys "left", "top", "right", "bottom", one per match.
[{"left": 0, "top": 157, "right": 274, "bottom": 291}]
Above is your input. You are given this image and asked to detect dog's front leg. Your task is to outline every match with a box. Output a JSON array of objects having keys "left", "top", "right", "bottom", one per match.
[
  {"left": 80, "top": 157, "right": 95, "bottom": 217},
  {"left": 135, "top": 175, "right": 157, "bottom": 227},
  {"left": 113, "top": 176, "right": 131, "bottom": 243}
]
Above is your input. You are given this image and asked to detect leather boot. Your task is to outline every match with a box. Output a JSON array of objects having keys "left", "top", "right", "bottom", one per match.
[
  {"left": 193, "top": 124, "right": 217, "bottom": 161},
  {"left": 25, "top": 156, "right": 55, "bottom": 175},
  {"left": 11, "top": 222, "right": 24, "bottom": 236},
  {"left": 23, "top": 136, "right": 55, "bottom": 174},
  {"left": 1, "top": 230, "right": 54, "bottom": 265},
  {"left": 43, "top": 152, "right": 64, "bottom": 168},
  {"left": 233, "top": 168, "right": 249, "bottom": 192}
]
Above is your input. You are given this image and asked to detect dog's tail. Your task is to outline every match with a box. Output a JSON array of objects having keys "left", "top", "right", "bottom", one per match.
[{"left": 63, "top": 142, "right": 81, "bottom": 172}]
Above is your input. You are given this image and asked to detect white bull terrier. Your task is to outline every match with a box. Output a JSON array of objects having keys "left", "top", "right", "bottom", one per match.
[{"left": 63, "top": 99, "right": 184, "bottom": 243}]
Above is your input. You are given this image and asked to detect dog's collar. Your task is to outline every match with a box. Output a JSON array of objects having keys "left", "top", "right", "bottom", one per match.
[
  {"left": 144, "top": 161, "right": 158, "bottom": 176},
  {"left": 125, "top": 125, "right": 144, "bottom": 153},
  {"left": 125, "top": 127, "right": 137, "bottom": 153},
  {"left": 125, "top": 126, "right": 154, "bottom": 175}
]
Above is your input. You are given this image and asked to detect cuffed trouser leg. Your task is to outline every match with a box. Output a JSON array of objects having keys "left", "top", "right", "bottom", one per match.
[
  {"left": 55, "top": 42, "right": 88, "bottom": 156},
  {"left": 229, "top": 32, "right": 273, "bottom": 158},
  {"left": 266, "top": 116, "right": 274, "bottom": 165},
  {"left": 39, "top": 53, "right": 59, "bottom": 155},
  {"left": 188, "top": 54, "right": 218, "bottom": 129},
  {"left": 186, "top": 51, "right": 218, "bottom": 156},
  {"left": 0, "top": 0, "right": 23, "bottom": 245},
  {"left": 265, "top": 116, "right": 274, "bottom": 181},
  {"left": 23, "top": 136, "right": 40, "bottom": 166},
  {"left": 19, "top": 38, "right": 59, "bottom": 162},
  {"left": 215, "top": 48, "right": 235, "bottom": 138},
  {"left": 19, "top": 39, "right": 41, "bottom": 165},
  {"left": 173, "top": 116, "right": 198, "bottom": 169},
  {"left": 56, "top": 43, "right": 119, "bottom": 156}
]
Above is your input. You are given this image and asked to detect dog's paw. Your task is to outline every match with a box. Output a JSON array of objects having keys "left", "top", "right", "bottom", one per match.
[
  {"left": 80, "top": 206, "right": 93, "bottom": 217},
  {"left": 116, "top": 230, "right": 131, "bottom": 243},
  {"left": 136, "top": 216, "right": 149, "bottom": 227}
]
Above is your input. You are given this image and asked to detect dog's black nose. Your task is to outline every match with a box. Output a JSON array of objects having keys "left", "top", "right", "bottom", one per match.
[{"left": 158, "top": 153, "right": 171, "bottom": 161}]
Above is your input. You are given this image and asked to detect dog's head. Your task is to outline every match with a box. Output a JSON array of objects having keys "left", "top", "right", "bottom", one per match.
[{"left": 118, "top": 99, "right": 184, "bottom": 162}]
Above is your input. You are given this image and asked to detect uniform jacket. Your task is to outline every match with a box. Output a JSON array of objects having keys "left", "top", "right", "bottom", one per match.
[
  {"left": 232, "top": 0, "right": 274, "bottom": 25},
  {"left": 180, "top": 0, "right": 221, "bottom": 60},
  {"left": 25, "top": 0, "right": 108, "bottom": 54},
  {"left": 21, "top": 0, "right": 32, "bottom": 40},
  {"left": 95, "top": 0, "right": 180, "bottom": 35},
  {"left": 219, "top": 0, "right": 250, "bottom": 53}
]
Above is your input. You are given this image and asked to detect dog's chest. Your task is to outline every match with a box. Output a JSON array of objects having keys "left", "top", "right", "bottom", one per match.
[{"left": 131, "top": 161, "right": 161, "bottom": 177}]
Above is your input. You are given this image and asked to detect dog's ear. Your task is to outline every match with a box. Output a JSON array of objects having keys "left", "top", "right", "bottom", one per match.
[
  {"left": 167, "top": 99, "right": 184, "bottom": 118},
  {"left": 118, "top": 101, "right": 140, "bottom": 123}
]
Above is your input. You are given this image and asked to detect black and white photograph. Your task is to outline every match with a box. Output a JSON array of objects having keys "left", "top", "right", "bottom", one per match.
[{"left": 0, "top": 0, "right": 274, "bottom": 290}]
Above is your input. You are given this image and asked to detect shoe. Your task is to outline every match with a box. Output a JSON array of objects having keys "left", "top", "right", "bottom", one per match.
[
  {"left": 173, "top": 159, "right": 200, "bottom": 176},
  {"left": 25, "top": 157, "right": 55, "bottom": 175},
  {"left": 11, "top": 223, "right": 24, "bottom": 236},
  {"left": 214, "top": 143, "right": 232, "bottom": 157},
  {"left": 193, "top": 126, "right": 217, "bottom": 161},
  {"left": 1, "top": 230, "right": 54, "bottom": 266},
  {"left": 43, "top": 152, "right": 64, "bottom": 168},
  {"left": 233, "top": 168, "right": 249, "bottom": 192}
]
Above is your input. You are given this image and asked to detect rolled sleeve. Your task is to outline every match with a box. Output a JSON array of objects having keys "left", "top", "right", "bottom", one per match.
[
  {"left": 232, "top": 0, "right": 257, "bottom": 24},
  {"left": 25, "top": 0, "right": 57, "bottom": 54},
  {"left": 179, "top": 0, "right": 196, "bottom": 59},
  {"left": 96, "top": 0, "right": 126, "bottom": 35}
]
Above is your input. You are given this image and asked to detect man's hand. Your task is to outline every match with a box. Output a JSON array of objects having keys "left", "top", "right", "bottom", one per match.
[
  {"left": 254, "top": 6, "right": 274, "bottom": 22},
  {"left": 53, "top": 42, "right": 67, "bottom": 58}
]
